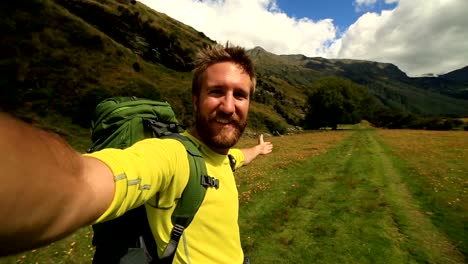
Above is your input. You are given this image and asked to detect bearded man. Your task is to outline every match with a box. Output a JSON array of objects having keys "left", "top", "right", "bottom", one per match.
[{"left": 0, "top": 43, "right": 273, "bottom": 264}]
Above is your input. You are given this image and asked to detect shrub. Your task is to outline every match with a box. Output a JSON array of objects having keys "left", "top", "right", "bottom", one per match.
[
  {"left": 264, "top": 116, "right": 287, "bottom": 135},
  {"left": 132, "top": 62, "right": 141, "bottom": 72},
  {"left": 247, "top": 111, "right": 287, "bottom": 135},
  {"left": 247, "top": 111, "right": 266, "bottom": 133},
  {"left": 425, "top": 118, "right": 463, "bottom": 131}
]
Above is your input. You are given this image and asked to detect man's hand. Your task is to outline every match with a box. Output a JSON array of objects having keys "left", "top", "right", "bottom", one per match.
[
  {"left": 257, "top": 134, "right": 273, "bottom": 155},
  {"left": 241, "top": 134, "right": 274, "bottom": 165}
]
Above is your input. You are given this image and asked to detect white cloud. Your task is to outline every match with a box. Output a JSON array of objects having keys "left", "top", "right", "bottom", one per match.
[
  {"left": 331, "top": 0, "right": 468, "bottom": 76},
  {"left": 353, "top": 0, "right": 378, "bottom": 12},
  {"left": 354, "top": 0, "right": 378, "bottom": 7},
  {"left": 138, "top": 0, "right": 337, "bottom": 56},
  {"left": 138, "top": 0, "right": 468, "bottom": 77}
]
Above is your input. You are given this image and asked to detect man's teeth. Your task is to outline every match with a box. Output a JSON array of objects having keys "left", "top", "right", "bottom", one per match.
[{"left": 216, "top": 119, "right": 230, "bottom": 124}]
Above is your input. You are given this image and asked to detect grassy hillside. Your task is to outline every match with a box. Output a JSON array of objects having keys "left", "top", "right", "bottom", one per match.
[
  {"left": 0, "top": 0, "right": 212, "bottom": 129},
  {"left": 1, "top": 0, "right": 467, "bottom": 137}
]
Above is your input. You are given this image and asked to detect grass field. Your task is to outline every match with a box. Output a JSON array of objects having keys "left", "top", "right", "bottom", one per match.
[
  {"left": 377, "top": 130, "right": 467, "bottom": 258},
  {"left": 1, "top": 129, "right": 466, "bottom": 263}
]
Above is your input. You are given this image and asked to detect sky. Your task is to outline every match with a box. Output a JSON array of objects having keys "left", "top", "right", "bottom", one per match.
[{"left": 138, "top": 0, "right": 468, "bottom": 77}]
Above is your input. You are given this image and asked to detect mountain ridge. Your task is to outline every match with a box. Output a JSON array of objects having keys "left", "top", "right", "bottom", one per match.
[
  {"left": 247, "top": 46, "right": 468, "bottom": 119},
  {"left": 1, "top": 0, "right": 467, "bottom": 134}
]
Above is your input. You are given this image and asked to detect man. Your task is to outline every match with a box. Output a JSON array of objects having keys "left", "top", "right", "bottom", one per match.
[{"left": 0, "top": 43, "right": 272, "bottom": 263}]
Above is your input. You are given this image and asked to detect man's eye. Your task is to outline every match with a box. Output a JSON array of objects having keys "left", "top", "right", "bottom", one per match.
[
  {"left": 234, "top": 92, "right": 248, "bottom": 100},
  {"left": 209, "top": 90, "right": 223, "bottom": 95}
]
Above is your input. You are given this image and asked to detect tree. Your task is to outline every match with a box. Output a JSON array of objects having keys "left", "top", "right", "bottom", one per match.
[{"left": 304, "top": 77, "right": 373, "bottom": 130}]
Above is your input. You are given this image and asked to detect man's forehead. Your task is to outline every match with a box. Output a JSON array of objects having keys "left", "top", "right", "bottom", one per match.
[
  {"left": 204, "top": 63, "right": 251, "bottom": 85},
  {"left": 205, "top": 61, "right": 245, "bottom": 73}
]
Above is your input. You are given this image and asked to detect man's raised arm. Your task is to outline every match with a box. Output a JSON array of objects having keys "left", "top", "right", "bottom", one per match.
[
  {"left": 0, "top": 113, "right": 115, "bottom": 256},
  {"left": 240, "top": 134, "right": 273, "bottom": 165}
]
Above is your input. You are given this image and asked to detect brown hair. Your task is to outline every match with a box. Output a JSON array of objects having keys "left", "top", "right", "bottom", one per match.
[{"left": 191, "top": 42, "right": 256, "bottom": 97}]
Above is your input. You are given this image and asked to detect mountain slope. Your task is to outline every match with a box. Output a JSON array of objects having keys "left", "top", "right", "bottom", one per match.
[
  {"left": 1, "top": 0, "right": 467, "bottom": 135},
  {"left": 441, "top": 66, "right": 468, "bottom": 82},
  {"left": 249, "top": 47, "right": 468, "bottom": 118},
  {"left": 0, "top": 0, "right": 213, "bottom": 127}
]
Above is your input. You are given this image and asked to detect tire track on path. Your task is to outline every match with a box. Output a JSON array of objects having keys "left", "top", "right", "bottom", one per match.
[{"left": 369, "top": 131, "right": 465, "bottom": 264}]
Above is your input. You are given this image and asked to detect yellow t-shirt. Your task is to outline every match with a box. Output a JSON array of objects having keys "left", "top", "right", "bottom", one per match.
[{"left": 87, "top": 132, "right": 245, "bottom": 264}]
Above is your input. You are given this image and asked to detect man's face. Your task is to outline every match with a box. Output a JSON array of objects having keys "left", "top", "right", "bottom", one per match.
[{"left": 193, "top": 61, "right": 251, "bottom": 154}]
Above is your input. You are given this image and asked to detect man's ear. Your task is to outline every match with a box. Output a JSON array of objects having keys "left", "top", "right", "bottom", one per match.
[{"left": 192, "top": 95, "right": 199, "bottom": 113}]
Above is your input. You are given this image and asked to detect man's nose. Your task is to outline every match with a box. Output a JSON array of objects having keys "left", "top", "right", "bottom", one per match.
[{"left": 219, "top": 94, "right": 235, "bottom": 115}]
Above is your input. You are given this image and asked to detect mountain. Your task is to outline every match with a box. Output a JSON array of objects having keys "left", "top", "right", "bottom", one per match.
[
  {"left": 440, "top": 66, "right": 468, "bottom": 83},
  {"left": 1, "top": 0, "right": 467, "bottom": 134},
  {"left": 248, "top": 47, "right": 468, "bottom": 123},
  {"left": 0, "top": 0, "right": 214, "bottom": 127}
]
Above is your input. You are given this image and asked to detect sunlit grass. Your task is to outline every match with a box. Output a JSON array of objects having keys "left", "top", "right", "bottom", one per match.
[
  {"left": 1, "top": 129, "right": 466, "bottom": 263},
  {"left": 377, "top": 129, "right": 468, "bottom": 257},
  {"left": 235, "top": 131, "right": 353, "bottom": 203},
  {"left": 238, "top": 130, "right": 466, "bottom": 263}
]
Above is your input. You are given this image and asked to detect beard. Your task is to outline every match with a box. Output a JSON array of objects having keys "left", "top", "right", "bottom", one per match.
[{"left": 195, "top": 110, "right": 247, "bottom": 150}]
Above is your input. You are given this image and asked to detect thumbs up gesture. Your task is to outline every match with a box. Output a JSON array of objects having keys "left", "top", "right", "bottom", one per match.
[{"left": 257, "top": 134, "right": 273, "bottom": 155}]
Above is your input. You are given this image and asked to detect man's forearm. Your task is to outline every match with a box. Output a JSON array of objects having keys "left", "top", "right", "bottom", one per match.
[
  {"left": 0, "top": 113, "right": 113, "bottom": 255},
  {"left": 240, "top": 144, "right": 262, "bottom": 165}
]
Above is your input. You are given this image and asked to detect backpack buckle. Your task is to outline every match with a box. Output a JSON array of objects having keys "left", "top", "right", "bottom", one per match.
[
  {"left": 161, "top": 224, "right": 185, "bottom": 259},
  {"left": 201, "top": 175, "right": 219, "bottom": 189},
  {"left": 171, "top": 224, "right": 185, "bottom": 241},
  {"left": 228, "top": 154, "right": 236, "bottom": 172}
]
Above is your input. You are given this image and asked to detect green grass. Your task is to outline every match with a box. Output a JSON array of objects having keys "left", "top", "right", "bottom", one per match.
[
  {"left": 1, "top": 129, "right": 466, "bottom": 263},
  {"left": 239, "top": 130, "right": 465, "bottom": 264},
  {"left": 376, "top": 130, "right": 468, "bottom": 258}
]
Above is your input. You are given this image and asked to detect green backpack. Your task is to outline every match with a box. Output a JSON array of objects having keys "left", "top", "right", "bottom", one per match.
[{"left": 88, "top": 96, "right": 218, "bottom": 264}]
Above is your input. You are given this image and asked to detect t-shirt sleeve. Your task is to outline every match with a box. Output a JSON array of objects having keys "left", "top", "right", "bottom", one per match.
[
  {"left": 85, "top": 138, "right": 190, "bottom": 223},
  {"left": 228, "top": 148, "right": 245, "bottom": 169}
]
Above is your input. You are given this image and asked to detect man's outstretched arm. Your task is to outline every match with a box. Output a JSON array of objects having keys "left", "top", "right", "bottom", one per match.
[
  {"left": 0, "top": 113, "right": 115, "bottom": 256},
  {"left": 240, "top": 134, "right": 273, "bottom": 165}
]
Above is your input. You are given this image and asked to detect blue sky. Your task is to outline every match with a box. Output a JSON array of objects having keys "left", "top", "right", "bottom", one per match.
[
  {"left": 139, "top": 0, "right": 468, "bottom": 77},
  {"left": 275, "top": 0, "right": 397, "bottom": 33}
]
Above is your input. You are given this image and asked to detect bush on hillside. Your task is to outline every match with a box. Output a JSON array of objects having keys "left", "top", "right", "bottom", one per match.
[
  {"left": 248, "top": 111, "right": 287, "bottom": 135},
  {"left": 369, "top": 108, "right": 465, "bottom": 131},
  {"left": 248, "top": 111, "right": 265, "bottom": 133},
  {"left": 274, "top": 103, "right": 302, "bottom": 126},
  {"left": 425, "top": 118, "right": 464, "bottom": 130},
  {"left": 264, "top": 117, "right": 287, "bottom": 135}
]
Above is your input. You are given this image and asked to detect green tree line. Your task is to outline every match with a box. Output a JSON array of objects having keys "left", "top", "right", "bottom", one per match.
[{"left": 302, "top": 77, "right": 468, "bottom": 131}]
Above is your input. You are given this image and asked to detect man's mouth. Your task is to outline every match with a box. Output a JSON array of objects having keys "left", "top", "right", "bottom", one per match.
[{"left": 215, "top": 118, "right": 232, "bottom": 124}]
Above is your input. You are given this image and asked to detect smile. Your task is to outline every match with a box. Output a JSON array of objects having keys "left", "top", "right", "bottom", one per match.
[{"left": 215, "top": 118, "right": 231, "bottom": 124}]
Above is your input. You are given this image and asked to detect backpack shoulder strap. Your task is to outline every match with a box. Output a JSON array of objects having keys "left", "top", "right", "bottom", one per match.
[
  {"left": 159, "top": 134, "right": 209, "bottom": 261},
  {"left": 169, "top": 134, "right": 208, "bottom": 226}
]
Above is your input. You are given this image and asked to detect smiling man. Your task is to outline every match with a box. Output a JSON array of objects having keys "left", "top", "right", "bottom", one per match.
[
  {"left": 192, "top": 60, "right": 251, "bottom": 153},
  {"left": 0, "top": 43, "right": 273, "bottom": 263}
]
